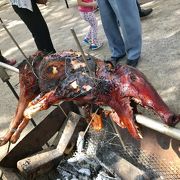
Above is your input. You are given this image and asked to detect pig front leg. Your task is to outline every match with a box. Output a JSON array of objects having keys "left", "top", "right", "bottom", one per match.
[
  {"left": 0, "top": 93, "right": 42, "bottom": 146},
  {"left": 10, "top": 90, "right": 61, "bottom": 143}
]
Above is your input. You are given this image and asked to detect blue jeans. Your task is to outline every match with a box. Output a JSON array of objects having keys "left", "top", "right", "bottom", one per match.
[{"left": 97, "top": 0, "right": 142, "bottom": 60}]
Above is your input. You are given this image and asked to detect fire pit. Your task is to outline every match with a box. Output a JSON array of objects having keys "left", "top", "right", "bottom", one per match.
[
  {"left": 0, "top": 51, "right": 179, "bottom": 180},
  {"left": 54, "top": 115, "right": 180, "bottom": 180}
]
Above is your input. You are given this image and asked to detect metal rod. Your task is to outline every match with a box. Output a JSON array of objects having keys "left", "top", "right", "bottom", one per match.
[
  {"left": 64, "top": 0, "right": 69, "bottom": 8},
  {"left": 0, "top": 66, "right": 39, "bottom": 136},
  {"left": 0, "top": 18, "right": 28, "bottom": 60},
  {"left": 0, "top": 62, "right": 19, "bottom": 73},
  {"left": 0, "top": 72, "right": 49, "bottom": 147},
  {"left": 136, "top": 114, "right": 180, "bottom": 140},
  {"left": 0, "top": 18, "right": 51, "bottom": 147},
  {"left": 70, "top": 29, "right": 124, "bottom": 147},
  {"left": 0, "top": 141, "right": 11, "bottom": 178},
  {"left": 70, "top": 28, "right": 93, "bottom": 77},
  {"left": 111, "top": 120, "right": 126, "bottom": 150},
  {"left": 84, "top": 108, "right": 99, "bottom": 135},
  {"left": 57, "top": 103, "right": 68, "bottom": 118},
  {"left": 101, "top": 106, "right": 180, "bottom": 141},
  {"left": 6, "top": 80, "right": 19, "bottom": 100},
  {"left": 0, "top": 171, "right": 2, "bottom": 179},
  {"left": 0, "top": 18, "right": 38, "bottom": 78}
]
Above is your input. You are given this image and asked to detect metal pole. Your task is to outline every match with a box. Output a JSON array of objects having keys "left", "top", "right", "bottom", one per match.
[
  {"left": 70, "top": 29, "right": 126, "bottom": 147},
  {"left": 102, "top": 106, "right": 180, "bottom": 141},
  {"left": 0, "top": 18, "right": 38, "bottom": 79},
  {"left": 6, "top": 81, "right": 19, "bottom": 100},
  {"left": 0, "top": 19, "right": 52, "bottom": 148},
  {"left": 0, "top": 68, "right": 49, "bottom": 147},
  {"left": 111, "top": 120, "right": 126, "bottom": 150},
  {"left": 64, "top": 0, "right": 69, "bottom": 8},
  {"left": 70, "top": 28, "right": 93, "bottom": 77},
  {"left": 0, "top": 18, "right": 28, "bottom": 60},
  {"left": 0, "top": 62, "right": 19, "bottom": 73},
  {"left": 136, "top": 114, "right": 180, "bottom": 141}
]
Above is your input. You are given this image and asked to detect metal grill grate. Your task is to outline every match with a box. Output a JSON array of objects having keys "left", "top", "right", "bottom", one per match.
[
  {"left": 107, "top": 143, "right": 180, "bottom": 179},
  {"left": 55, "top": 117, "right": 180, "bottom": 179},
  {"left": 85, "top": 120, "right": 180, "bottom": 180}
]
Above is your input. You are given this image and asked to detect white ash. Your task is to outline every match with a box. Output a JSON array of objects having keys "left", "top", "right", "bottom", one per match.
[{"left": 56, "top": 129, "right": 120, "bottom": 180}]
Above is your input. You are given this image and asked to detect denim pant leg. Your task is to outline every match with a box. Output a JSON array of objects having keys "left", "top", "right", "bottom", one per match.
[
  {"left": 97, "top": 0, "right": 125, "bottom": 58},
  {"left": 114, "top": 0, "right": 142, "bottom": 60}
]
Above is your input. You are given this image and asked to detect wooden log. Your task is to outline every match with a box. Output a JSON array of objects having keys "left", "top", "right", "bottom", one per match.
[
  {"left": 0, "top": 101, "right": 79, "bottom": 168},
  {"left": 17, "top": 112, "right": 82, "bottom": 179},
  {"left": 98, "top": 152, "right": 149, "bottom": 180}
]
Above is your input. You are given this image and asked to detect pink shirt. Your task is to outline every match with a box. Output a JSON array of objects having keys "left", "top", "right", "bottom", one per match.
[{"left": 78, "top": 0, "right": 94, "bottom": 12}]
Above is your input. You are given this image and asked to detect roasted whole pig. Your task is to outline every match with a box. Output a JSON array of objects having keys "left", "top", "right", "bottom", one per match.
[{"left": 0, "top": 50, "right": 179, "bottom": 145}]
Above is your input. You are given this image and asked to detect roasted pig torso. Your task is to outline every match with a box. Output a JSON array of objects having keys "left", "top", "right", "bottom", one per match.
[{"left": 0, "top": 50, "right": 179, "bottom": 145}]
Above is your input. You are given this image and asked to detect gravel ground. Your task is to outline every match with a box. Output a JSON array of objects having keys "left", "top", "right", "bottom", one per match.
[{"left": 0, "top": 0, "right": 179, "bottom": 175}]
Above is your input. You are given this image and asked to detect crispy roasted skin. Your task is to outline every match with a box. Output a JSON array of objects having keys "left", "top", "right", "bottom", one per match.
[{"left": 0, "top": 50, "right": 179, "bottom": 145}]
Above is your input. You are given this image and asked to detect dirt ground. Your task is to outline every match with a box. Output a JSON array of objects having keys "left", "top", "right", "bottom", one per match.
[{"left": 0, "top": 0, "right": 179, "bottom": 174}]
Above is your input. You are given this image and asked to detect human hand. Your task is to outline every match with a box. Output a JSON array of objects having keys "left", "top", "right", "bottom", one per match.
[{"left": 92, "top": 1, "right": 97, "bottom": 8}]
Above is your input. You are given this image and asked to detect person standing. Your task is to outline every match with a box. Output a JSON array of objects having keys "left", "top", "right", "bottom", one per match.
[
  {"left": 94, "top": 0, "right": 153, "bottom": 18},
  {"left": 97, "top": 0, "right": 142, "bottom": 67},
  {"left": 10, "top": 0, "right": 56, "bottom": 53},
  {"left": 77, "top": 0, "right": 103, "bottom": 50}
]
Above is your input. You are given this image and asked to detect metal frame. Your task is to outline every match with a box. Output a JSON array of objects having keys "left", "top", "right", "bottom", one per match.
[{"left": 64, "top": 0, "right": 69, "bottom": 8}]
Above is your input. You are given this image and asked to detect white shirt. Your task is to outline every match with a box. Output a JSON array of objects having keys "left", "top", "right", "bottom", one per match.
[{"left": 10, "top": 0, "right": 33, "bottom": 11}]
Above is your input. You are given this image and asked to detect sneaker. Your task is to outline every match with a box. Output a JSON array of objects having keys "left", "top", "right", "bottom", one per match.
[
  {"left": 83, "top": 38, "right": 91, "bottom": 46},
  {"left": 107, "top": 54, "right": 126, "bottom": 62},
  {"left": 127, "top": 57, "right": 140, "bottom": 67},
  {"left": 89, "top": 42, "right": 103, "bottom": 51},
  {"left": 140, "top": 8, "right": 153, "bottom": 18},
  {"left": 93, "top": 7, "right": 99, "bottom": 13}
]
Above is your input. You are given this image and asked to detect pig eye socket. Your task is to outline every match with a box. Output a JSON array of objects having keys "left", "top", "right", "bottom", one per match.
[
  {"left": 47, "top": 66, "right": 53, "bottom": 73},
  {"left": 46, "top": 66, "right": 56, "bottom": 74}
]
